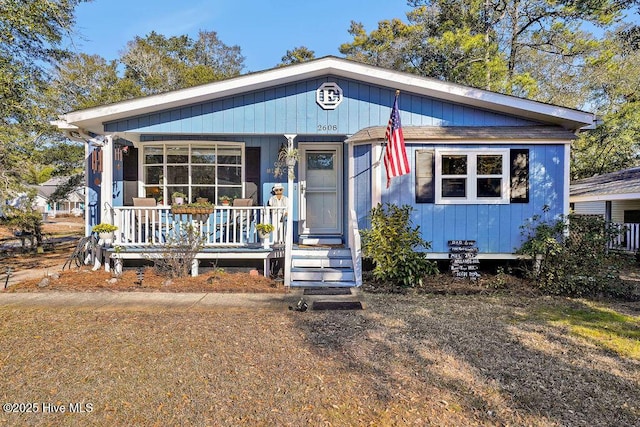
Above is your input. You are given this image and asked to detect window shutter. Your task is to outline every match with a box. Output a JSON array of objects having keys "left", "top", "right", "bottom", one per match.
[
  {"left": 510, "top": 149, "right": 529, "bottom": 203},
  {"left": 416, "top": 150, "right": 435, "bottom": 203}
]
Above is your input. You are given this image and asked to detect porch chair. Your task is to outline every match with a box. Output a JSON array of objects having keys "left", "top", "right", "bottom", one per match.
[
  {"left": 233, "top": 198, "right": 255, "bottom": 243},
  {"left": 132, "top": 197, "right": 161, "bottom": 242}
]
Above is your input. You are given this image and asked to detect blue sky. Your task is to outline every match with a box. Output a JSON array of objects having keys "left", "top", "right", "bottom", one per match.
[{"left": 69, "top": 0, "right": 412, "bottom": 72}]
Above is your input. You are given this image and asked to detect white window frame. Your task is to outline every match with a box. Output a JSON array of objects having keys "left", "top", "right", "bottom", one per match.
[
  {"left": 139, "top": 141, "right": 245, "bottom": 204},
  {"left": 435, "top": 148, "right": 510, "bottom": 205}
]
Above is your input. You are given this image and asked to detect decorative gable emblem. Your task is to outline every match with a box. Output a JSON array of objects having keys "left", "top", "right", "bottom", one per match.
[{"left": 316, "top": 82, "right": 343, "bottom": 110}]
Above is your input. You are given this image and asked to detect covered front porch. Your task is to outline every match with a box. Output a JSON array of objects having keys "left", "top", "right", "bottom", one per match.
[
  {"left": 103, "top": 204, "right": 287, "bottom": 277},
  {"left": 101, "top": 204, "right": 362, "bottom": 287}
]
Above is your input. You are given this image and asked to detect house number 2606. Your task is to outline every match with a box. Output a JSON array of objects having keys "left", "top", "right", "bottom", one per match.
[{"left": 317, "top": 124, "right": 338, "bottom": 131}]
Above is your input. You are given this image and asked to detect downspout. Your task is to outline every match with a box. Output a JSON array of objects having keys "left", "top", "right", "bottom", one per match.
[{"left": 283, "top": 134, "right": 296, "bottom": 287}]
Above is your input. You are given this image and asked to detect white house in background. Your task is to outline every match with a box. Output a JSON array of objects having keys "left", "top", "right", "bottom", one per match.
[
  {"left": 34, "top": 177, "right": 84, "bottom": 217},
  {"left": 570, "top": 166, "right": 640, "bottom": 251}
]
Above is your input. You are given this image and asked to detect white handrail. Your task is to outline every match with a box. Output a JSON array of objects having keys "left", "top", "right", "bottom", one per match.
[{"left": 349, "top": 209, "right": 363, "bottom": 287}]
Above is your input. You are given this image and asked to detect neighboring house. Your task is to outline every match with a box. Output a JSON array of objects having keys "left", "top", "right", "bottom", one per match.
[
  {"left": 570, "top": 167, "right": 640, "bottom": 252},
  {"left": 52, "top": 56, "right": 595, "bottom": 286},
  {"left": 34, "top": 177, "right": 85, "bottom": 217}
]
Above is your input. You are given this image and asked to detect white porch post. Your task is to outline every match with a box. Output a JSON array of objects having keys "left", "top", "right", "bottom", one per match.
[
  {"left": 100, "top": 135, "right": 114, "bottom": 224},
  {"left": 283, "top": 134, "right": 296, "bottom": 287},
  {"left": 372, "top": 143, "right": 383, "bottom": 206}
]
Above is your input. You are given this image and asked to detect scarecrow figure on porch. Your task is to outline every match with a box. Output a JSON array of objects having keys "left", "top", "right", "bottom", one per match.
[{"left": 268, "top": 183, "right": 287, "bottom": 278}]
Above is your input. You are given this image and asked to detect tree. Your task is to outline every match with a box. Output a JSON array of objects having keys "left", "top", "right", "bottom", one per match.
[
  {"left": 340, "top": 19, "right": 417, "bottom": 71},
  {"left": 279, "top": 46, "right": 315, "bottom": 66},
  {"left": 340, "top": 0, "right": 633, "bottom": 99},
  {"left": 46, "top": 53, "right": 143, "bottom": 111},
  {"left": 22, "top": 164, "right": 55, "bottom": 185},
  {"left": 120, "top": 30, "right": 245, "bottom": 95},
  {"left": 0, "top": 0, "right": 87, "bottom": 123},
  {"left": 0, "top": 0, "right": 87, "bottom": 200},
  {"left": 571, "top": 23, "right": 640, "bottom": 178}
]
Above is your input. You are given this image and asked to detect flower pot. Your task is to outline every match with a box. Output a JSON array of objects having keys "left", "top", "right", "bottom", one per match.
[
  {"left": 99, "top": 231, "right": 114, "bottom": 242},
  {"left": 258, "top": 231, "right": 270, "bottom": 241},
  {"left": 221, "top": 200, "right": 230, "bottom": 206}
]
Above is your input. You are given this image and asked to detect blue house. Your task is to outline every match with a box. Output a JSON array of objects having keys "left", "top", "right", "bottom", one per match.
[{"left": 52, "top": 56, "right": 595, "bottom": 286}]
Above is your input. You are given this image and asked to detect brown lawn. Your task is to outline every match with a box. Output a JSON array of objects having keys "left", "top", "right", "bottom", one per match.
[
  {"left": 1, "top": 216, "right": 639, "bottom": 426},
  {"left": 0, "top": 293, "right": 638, "bottom": 426}
]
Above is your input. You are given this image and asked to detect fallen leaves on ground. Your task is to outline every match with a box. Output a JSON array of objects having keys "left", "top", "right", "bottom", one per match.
[{"left": 6, "top": 266, "right": 284, "bottom": 293}]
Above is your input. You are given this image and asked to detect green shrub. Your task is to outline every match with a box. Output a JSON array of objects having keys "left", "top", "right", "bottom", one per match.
[
  {"left": 517, "top": 209, "right": 628, "bottom": 297},
  {"left": 361, "top": 203, "right": 438, "bottom": 287}
]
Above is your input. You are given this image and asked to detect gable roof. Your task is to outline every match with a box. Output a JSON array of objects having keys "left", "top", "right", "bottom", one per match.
[
  {"left": 570, "top": 167, "right": 640, "bottom": 201},
  {"left": 53, "top": 56, "right": 595, "bottom": 136}
]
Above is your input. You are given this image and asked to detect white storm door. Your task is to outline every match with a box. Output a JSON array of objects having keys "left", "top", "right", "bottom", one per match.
[{"left": 299, "top": 144, "right": 342, "bottom": 235}]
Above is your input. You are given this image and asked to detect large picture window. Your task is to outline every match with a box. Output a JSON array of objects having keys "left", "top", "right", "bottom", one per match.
[
  {"left": 142, "top": 142, "right": 244, "bottom": 204},
  {"left": 435, "top": 149, "right": 509, "bottom": 204}
]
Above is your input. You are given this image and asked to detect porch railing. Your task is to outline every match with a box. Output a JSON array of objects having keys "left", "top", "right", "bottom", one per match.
[
  {"left": 609, "top": 222, "right": 640, "bottom": 252},
  {"left": 111, "top": 205, "right": 286, "bottom": 247}
]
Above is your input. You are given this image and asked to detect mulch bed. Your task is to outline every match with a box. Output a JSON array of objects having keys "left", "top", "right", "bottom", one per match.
[{"left": 6, "top": 267, "right": 285, "bottom": 293}]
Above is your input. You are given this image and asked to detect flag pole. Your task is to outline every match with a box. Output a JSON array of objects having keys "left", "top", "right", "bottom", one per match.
[{"left": 378, "top": 90, "right": 401, "bottom": 164}]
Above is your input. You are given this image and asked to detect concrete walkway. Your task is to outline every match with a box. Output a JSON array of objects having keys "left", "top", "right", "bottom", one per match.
[{"left": 0, "top": 288, "right": 364, "bottom": 311}]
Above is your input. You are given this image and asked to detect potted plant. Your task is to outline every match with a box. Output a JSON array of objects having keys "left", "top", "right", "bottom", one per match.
[
  {"left": 256, "top": 223, "right": 274, "bottom": 240},
  {"left": 172, "top": 191, "right": 186, "bottom": 205},
  {"left": 92, "top": 223, "right": 118, "bottom": 241},
  {"left": 273, "top": 146, "right": 299, "bottom": 179},
  {"left": 219, "top": 195, "right": 233, "bottom": 206}
]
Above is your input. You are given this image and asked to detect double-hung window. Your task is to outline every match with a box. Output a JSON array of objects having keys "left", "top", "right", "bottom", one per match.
[
  {"left": 435, "top": 149, "right": 509, "bottom": 204},
  {"left": 142, "top": 142, "right": 244, "bottom": 204}
]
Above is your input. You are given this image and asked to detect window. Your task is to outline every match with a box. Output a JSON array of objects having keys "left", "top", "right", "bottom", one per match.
[
  {"left": 142, "top": 142, "right": 244, "bottom": 204},
  {"left": 435, "top": 149, "right": 509, "bottom": 204}
]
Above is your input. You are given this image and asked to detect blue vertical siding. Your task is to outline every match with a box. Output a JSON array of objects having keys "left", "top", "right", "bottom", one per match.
[
  {"left": 104, "top": 76, "right": 538, "bottom": 134},
  {"left": 353, "top": 145, "right": 372, "bottom": 230},
  {"left": 382, "top": 144, "right": 566, "bottom": 254},
  {"left": 87, "top": 146, "right": 101, "bottom": 230}
]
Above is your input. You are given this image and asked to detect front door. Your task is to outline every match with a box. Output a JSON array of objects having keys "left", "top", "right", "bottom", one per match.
[{"left": 299, "top": 143, "right": 343, "bottom": 236}]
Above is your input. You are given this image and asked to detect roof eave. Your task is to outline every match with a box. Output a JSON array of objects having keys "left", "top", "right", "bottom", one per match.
[
  {"left": 570, "top": 193, "right": 640, "bottom": 202},
  {"left": 55, "top": 57, "right": 596, "bottom": 134}
]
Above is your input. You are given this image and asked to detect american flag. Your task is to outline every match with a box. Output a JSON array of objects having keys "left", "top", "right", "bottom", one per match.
[{"left": 384, "top": 91, "right": 410, "bottom": 188}]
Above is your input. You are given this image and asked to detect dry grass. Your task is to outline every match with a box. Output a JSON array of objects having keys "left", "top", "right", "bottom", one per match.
[
  {"left": 2, "top": 219, "right": 639, "bottom": 425},
  {"left": 1, "top": 294, "right": 638, "bottom": 426}
]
